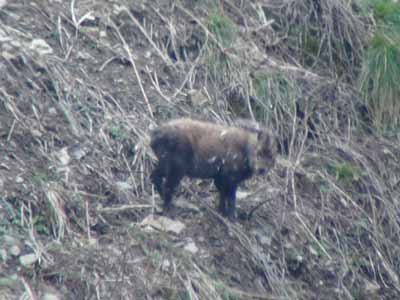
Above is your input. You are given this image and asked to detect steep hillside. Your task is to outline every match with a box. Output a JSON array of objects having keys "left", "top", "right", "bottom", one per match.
[{"left": 0, "top": 1, "right": 399, "bottom": 299}]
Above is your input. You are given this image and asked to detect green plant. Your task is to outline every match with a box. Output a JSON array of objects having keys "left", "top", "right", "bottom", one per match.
[
  {"left": 32, "top": 215, "right": 50, "bottom": 235},
  {"left": 214, "top": 281, "right": 240, "bottom": 300},
  {"left": 207, "top": 12, "right": 237, "bottom": 48},
  {"left": 358, "top": 0, "right": 400, "bottom": 131},
  {"left": 372, "top": 0, "right": 400, "bottom": 28},
  {"left": 360, "top": 31, "right": 400, "bottom": 131},
  {"left": 250, "top": 71, "right": 299, "bottom": 124},
  {"left": 108, "top": 125, "right": 128, "bottom": 141},
  {"left": 329, "top": 162, "right": 362, "bottom": 184}
]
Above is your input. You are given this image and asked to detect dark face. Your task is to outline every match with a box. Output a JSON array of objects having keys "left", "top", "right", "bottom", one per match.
[{"left": 254, "top": 130, "right": 277, "bottom": 175}]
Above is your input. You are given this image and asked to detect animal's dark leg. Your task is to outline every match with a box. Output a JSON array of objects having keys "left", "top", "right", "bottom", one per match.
[
  {"left": 163, "top": 171, "right": 183, "bottom": 210},
  {"left": 214, "top": 177, "right": 229, "bottom": 216},
  {"left": 226, "top": 183, "right": 238, "bottom": 220},
  {"left": 150, "top": 165, "right": 164, "bottom": 196}
]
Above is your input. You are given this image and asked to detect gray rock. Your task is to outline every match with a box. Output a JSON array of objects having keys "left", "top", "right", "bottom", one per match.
[
  {"left": 48, "top": 107, "right": 57, "bottom": 116},
  {"left": 19, "top": 253, "right": 38, "bottom": 267},
  {"left": 3, "top": 235, "right": 19, "bottom": 246},
  {"left": 0, "top": 249, "right": 7, "bottom": 261},
  {"left": 28, "top": 39, "right": 53, "bottom": 56},
  {"left": 141, "top": 216, "right": 185, "bottom": 234},
  {"left": 114, "top": 181, "right": 132, "bottom": 191},
  {"left": 9, "top": 245, "right": 21, "bottom": 257},
  {"left": 184, "top": 241, "right": 198, "bottom": 254},
  {"left": 174, "top": 198, "right": 200, "bottom": 212},
  {"left": 0, "top": 276, "right": 18, "bottom": 288},
  {"left": 161, "top": 259, "right": 171, "bottom": 271},
  {"left": 41, "top": 293, "right": 61, "bottom": 300}
]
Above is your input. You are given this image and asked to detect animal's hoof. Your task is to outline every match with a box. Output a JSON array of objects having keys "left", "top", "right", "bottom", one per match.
[
  {"left": 227, "top": 214, "right": 236, "bottom": 222},
  {"left": 218, "top": 207, "right": 227, "bottom": 216},
  {"left": 238, "top": 211, "right": 249, "bottom": 220},
  {"left": 163, "top": 205, "right": 171, "bottom": 212}
]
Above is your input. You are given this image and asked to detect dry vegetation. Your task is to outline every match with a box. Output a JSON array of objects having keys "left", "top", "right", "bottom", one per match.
[{"left": 0, "top": 0, "right": 399, "bottom": 299}]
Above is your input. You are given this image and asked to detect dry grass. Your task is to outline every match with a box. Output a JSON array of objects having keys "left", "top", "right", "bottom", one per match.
[{"left": 0, "top": 0, "right": 399, "bottom": 299}]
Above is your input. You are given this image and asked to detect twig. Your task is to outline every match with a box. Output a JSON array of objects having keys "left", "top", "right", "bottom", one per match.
[
  {"left": 86, "top": 199, "right": 91, "bottom": 240},
  {"left": 109, "top": 19, "right": 154, "bottom": 118},
  {"left": 97, "top": 204, "right": 154, "bottom": 213},
  {"left": 122, "top": 7, "right": 175, "bottom": 68},
  {"left": 98, "top": 56, "right": 119, "bottom": 72},
  {"left": 7, "top": 119, "right": 16, "bottom": 142},
  {"left": 295, "top": 212, "right": 332, "bottom": 260}
]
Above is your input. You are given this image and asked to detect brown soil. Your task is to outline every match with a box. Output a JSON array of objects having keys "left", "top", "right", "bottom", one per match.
[{"left": 0, "top": 1, "right": 399, "bottom": 300}]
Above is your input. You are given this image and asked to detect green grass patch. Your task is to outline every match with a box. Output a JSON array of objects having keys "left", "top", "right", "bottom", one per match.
[
  {"left": 372, "top": 0, "right": 400, "bottom": 28},
  {"left": 108, "top": 125, "right": 129, "bottom": 141},
  {"left": 207, "top": 12, "right": 237, "bottom": 48},
  {"left": 360, "top": 31, "right": 400, "bottom": 131},
  {"left": 327, "top": 162, "right": 363, "bottom": 185}
]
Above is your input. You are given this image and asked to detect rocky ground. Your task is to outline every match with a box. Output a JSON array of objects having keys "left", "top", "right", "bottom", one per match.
[{"left": 0, "top": 0, "right": 400, "bottom": 299}]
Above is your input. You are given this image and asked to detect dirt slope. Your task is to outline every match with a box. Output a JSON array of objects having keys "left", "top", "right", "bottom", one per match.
[{"left": 0, "top": 1, "right": 399, "bottom": 299}]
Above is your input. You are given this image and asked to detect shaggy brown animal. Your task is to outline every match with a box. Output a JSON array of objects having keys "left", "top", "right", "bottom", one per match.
[{"left": 150, "top": 118, "right": 277, "bottom": 220}]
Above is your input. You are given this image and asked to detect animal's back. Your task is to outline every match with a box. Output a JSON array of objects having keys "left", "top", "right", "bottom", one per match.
[{"left": 155, "top": 118, "right": 254, "bottom": 158}]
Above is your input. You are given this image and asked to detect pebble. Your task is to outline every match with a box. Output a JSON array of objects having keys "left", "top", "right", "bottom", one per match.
[
  {"left": 19, "top": 253, "right": 38, "bottom": 267},
  {"left": 9, "top": 245, "right": 21, "bottom": 257}
]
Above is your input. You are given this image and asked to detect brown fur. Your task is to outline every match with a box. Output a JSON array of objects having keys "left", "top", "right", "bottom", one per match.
[{"left": 150, "top": 118, "right": 277, "bottom": 220}]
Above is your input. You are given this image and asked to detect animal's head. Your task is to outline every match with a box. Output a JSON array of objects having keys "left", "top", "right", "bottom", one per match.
[{"left": 253, "top": 129, "right": 278, "bottom": 175}]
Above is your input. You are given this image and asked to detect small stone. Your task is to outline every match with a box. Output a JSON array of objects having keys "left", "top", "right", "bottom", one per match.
[
  {"left": 140, "top": 216, "right": 185, "bottom": 234},
  {"left": 19, "top": 253, "right": 38, "bottom": 267},
  {"left": 112, "top": 4, "right": 124, "bottom": 15},
  {"left": 365, "top": 280, "right": 380, "bottom": 294},
  {"left": 1, "top": 50, "right": 17, "bottom": 60},
  {"left": 184, "top": 241, "right": 198, "bottom": 254},
  {"left": 3, "top": 235, "right": 19, "bottom": 245},
  {"left": 114, "top": 181, "right": 132, "bottom": 191},
  {"left": 174, "top": 198, "right": 200, "bottom": 212},
  {"left": 76, "top": 51, "right": 92, "bottom": 60},
  {"left": 0, "top": 276, "right": 17, "bottom": 288},
  {"left": 236, "top": 190, "right": 252, "bottom": 199},
  {"left": 161, "top": 259, "right": 171, "bottom": 271},
  {"left": 39, "top": 284, "right": 63, "bottom": 300},
  {"left": 41, "top": 292, "right": 61, "bottom": 300},
  {"left": 48, "top": 107, "right": 57, "bottom": 116},
  {"left": 0, "top": 162, "right": 10, "bottom": 170},
  {"left": 0, "top": 249, "right": 7, "bottom": 261},
  {"left": 9, "top": 245, "right": 21, "bottom": 256},
  {"left": 28, "top": 39, "right": 53, "bottom": 56},
  {"left": 31, "top": 129, "right": 42, "bottom": 137},
  {"left": 15, "top": 176, "right": 24, "bottom": 183},
  {"left": 99, "top": 31, "right": 107, "bottom": 38},
  {"left": 87, "top": 238, "right": 97, "bottom": 246},
  {"left": 10, "top": 40, "right": 22, "bottom": 48},
  {"left": 258, "top": 235, "right": 271, "bottom": 246},
  {"left": 309, "top": 245, "right": 319, "bottom": 256},
  {"left": 69, "top": 144, "right": 90, "bottom": 160},
  {"left": 55, "top": 147, "right": 70, "bottom": 166}
]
